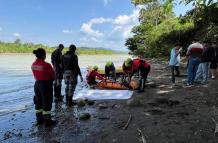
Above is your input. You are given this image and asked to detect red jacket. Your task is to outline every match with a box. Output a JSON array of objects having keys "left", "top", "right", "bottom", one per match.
[
  {"left": 86, "top": 70, "right": 104, "bottom": 84},
  {"left": 31, "top": 59, "right": 55, "bottom": 81}
]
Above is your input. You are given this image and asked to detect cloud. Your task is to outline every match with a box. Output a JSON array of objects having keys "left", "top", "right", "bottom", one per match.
[
  {"left": 79, "top": 6, "right": 142, "bottom": 50},
  {"left": 80, "top": 17, "right": 112, "bottom": 37},
  {"left": 104, "top": 0, "right": 112, "bottom": 6},
  {"left": 13, "top": 33, "right": 21, "bottom": 37},
  {"left": 62, "top": 29, "right": 72, "bottom": 34}
]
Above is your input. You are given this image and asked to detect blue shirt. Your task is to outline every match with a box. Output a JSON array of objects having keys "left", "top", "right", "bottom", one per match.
[{"left": 169, "top": 48, "right": 180, "bottom": 66}]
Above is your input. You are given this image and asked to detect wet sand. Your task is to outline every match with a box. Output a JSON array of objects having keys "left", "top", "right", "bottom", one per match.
[{"left": 1, "top": 58, "right": 218, "bottom": 143}]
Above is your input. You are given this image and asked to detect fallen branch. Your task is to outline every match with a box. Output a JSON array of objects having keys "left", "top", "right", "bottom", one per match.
[
  {"left": 137, "top": 128, "right": 147, "bottom": 143},
  {"left": 123, "top": 114, "right": 132, "bottom": 130}
]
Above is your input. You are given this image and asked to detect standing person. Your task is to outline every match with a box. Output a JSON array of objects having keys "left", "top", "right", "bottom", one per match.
[
  {"left": 137, "top": 59, "right": 151, "bottom": 92},
  {"left": 195, "top": 40, "right": 212, "bottom": 84},
  {"left": 210, "top": 41, "right": 218, "bottom": 79},
  {"left": 186, "top": 39, "right": 203, "bottom": 87},
  {"left": 62, "top": 44, "right": 83, "bottom": 106},
  {"left": 105, "top": 61, "right": 116, "bottom": 81},
  {"left": 169, "top": 43, "right": 182, "bottom": 84},
  {"left": 31, "top": 48, "right": 56, "bottom": 126},
  {"left": 51, "top": 44, "right": 64, "bottom": 102}
]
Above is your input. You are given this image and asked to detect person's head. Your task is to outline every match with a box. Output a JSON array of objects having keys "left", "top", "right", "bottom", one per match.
[
  {"left": 175, "top": 42, "right": 181, "bottom": 49},
  {"left": 58, "top": 44, "right": 64, "bottom": 51},
  {"left": 192, "top": 38, "right": 199, "bottom": 43},
  {"left": 69, "top": 44, "right": 76, "bottom": 53},
  {"left": 93, "top": 65, "right": 98, "bottom": 71},
  {"left": 33, "top": 48, "right": 46, "bottom": 60},
  {"left": 106, "top": 61, "right": 113, "bottom": 67},
  {"left": 124, "top": 58, "right": 132, "bottom": 67}
]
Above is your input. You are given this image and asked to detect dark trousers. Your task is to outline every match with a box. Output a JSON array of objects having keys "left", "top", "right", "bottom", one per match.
[
  {"left": 170, "top": 66, "right": 180, "bottom": 83},
  {"left": 54, "top": 78, "right": 62, "bottom": 98},
  {"left": 139, "top": 66, "right": 151, "bottom": 91},
  {"left": 105, "top": 70, "right": 116, "bottom": 81},
  {"left": 63, "top": 70, "right": 78, "bottom": 104},
  {"left": 34, "top": 80, "right": 53, "bottom": 120}
]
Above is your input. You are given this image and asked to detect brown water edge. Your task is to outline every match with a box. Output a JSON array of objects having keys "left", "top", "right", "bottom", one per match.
[{"left": 1, "top": 58, "right": 218, "bottom": 143}]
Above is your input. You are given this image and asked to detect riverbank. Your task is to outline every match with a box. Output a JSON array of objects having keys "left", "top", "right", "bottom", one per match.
[{"left": 1, "top": 58, "right": 218, "bottom": 143}]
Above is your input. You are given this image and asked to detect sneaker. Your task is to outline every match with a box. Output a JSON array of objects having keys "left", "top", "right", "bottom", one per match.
[
  {"left": 212, "top": 76, "right": 215, "bottom": 80},
  {"left": 185, "top": 83, "right": 193, "bottom": 88}
]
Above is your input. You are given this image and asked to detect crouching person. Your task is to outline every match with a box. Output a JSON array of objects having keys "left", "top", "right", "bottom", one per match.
[
  {"left": 62, "top": 45, "right": 83, "bottom": 106},
  {"left": 105, "top": 61, "right": 116, "bottom": 81},
  {"left": 86, "top": 66, "right": 104, "bottom": 86},
  {"left": 31, "top": 48, "right": 56, "bottom": 126}
]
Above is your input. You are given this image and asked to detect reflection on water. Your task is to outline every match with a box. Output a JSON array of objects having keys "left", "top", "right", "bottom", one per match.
[{"left": 0, "top": 54, "right": 130, "bottom": 116}]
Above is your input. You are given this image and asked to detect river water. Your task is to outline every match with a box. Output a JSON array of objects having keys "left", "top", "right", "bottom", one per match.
[{"left": 0, "top": 54, "right": 131, "bottom": 116}]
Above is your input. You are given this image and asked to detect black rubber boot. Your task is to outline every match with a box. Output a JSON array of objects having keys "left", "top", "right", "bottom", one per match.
[
  {"left": 54, "top": 96, "right": 63, "bottom": 102},
  {"left": 44, "top": 114, "right": 57, "bottom": 127},
  {"left": 36, "top": 113, "right": 43, "bottom": 125},
  {"left": 67, "top": 96, "right": 76, "bottom": 106}
]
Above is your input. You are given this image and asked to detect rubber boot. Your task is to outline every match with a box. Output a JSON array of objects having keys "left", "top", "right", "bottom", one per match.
[
  {"left": 36, "top": 113, "right": 43, "bottom": 125},
  {"left": 67, "top": 96, "right": 76, "bottom": 106},
  {"left": 43, "top": 114, "right": 57, "bottom": 127}
]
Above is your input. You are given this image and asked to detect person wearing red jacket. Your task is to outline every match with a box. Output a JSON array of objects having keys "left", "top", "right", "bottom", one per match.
[
  {"left": 31, "top": 48, "right": 56, "bottom": 127},
  {"left": 86, "top": 66, "right": 104, "bottom": 85},
  {"left": 138, "top": 59, "right": 151, "bottom": 92},
  {"left": 122, "top": 57, "right": 150, "bottom": 92}
]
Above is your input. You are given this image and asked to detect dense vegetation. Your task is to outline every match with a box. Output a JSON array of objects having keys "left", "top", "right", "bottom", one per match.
[
  {"left": 0, "top": 40, "right": 116, "bottom": 55},
  {"left": 126, "top": 0, "right": 218, "bottom": 57}
]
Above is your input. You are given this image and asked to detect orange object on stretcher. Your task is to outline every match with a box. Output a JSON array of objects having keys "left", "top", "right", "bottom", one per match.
[{"left": 97, "top": 79, "right": 139, "bottom": 90}]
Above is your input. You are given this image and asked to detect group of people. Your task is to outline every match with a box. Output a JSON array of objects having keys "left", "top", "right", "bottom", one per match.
[
  {"left": 31, "top": 44, "right": 82, "bottom": 126},
  {"left": 31, "top": 44, "right": 151, "bottom": 126},
  {"left": 169, "top": 39, "right": 218, "bottom": 87},
  {"left": 31, "top": 39, "right": 218, "bottom": 127}
]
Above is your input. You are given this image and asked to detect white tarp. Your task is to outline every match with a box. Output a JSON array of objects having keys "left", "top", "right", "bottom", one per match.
[{"left": 73, "top": 89, "right": 133, "bottom": 100}]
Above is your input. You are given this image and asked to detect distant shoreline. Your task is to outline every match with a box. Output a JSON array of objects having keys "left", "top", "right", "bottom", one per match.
[{"left": 0, "top": 53, "right": 126, "bottom": 55}]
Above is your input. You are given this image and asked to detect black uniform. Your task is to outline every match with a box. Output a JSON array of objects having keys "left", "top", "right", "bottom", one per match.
[
  {"left": 62, "top": 51, "right": 82, "bottom": 105},
  {"left": 51, "top": 49, "right": 63, "bottom": 100},
  {"left": 210, "top": 46, "right": 218, "bottom": 69}
]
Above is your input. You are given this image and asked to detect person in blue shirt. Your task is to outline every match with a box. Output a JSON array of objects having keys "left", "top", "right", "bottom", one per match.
[{"left": 169, "top": 43, "right": 182, "bottom": 84}]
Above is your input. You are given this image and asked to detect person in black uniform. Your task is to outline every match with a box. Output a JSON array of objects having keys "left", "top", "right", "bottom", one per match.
[
  {"left": 62, "top": 44, "right": 83, "bottom": 106},
  {"left": 51, "top": 44, "right": 64, "bottom": 101},
  {"left": 210, "top": 41, "right": 218, "bottom": 79},
  {"left": 105, "top": 61, "right": 116, "bottom": 81}
]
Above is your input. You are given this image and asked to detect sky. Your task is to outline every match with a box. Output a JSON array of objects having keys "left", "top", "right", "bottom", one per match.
[{"left": 0, "top": 0, "right": 192, "bottom": 51}]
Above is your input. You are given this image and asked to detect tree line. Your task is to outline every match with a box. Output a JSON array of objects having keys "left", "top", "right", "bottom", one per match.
[{"left": 0, "top": 39, "right": 115, "bottom": 55}]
